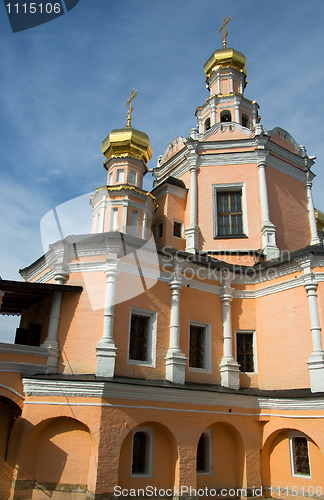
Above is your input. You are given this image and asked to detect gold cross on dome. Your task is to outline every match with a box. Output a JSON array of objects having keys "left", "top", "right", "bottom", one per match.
[
  {"left": 218, "top": 17, "right": 232, "bottom": 48},
  {"left": 126, "top": 89, "right": 138, "bottom": 127}
]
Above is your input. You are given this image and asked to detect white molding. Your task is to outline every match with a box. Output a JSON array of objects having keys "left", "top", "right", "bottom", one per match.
[
  {"left": 0, "top": 384, "right": 24, "bottom": 399},
  {"left": 131, "top": 426, "right": 154, "bottom": 477},
  {"left": 0, "top": 343, "right": 48, "bottom": 357},
  {"left": 1, "top": 362, "right": 47, "bottom": 374},
  {"left": 22, "top": 378, "right": 324, "bottom": 412},
  {"left": 289, "top": 431, "right": 312, "bottom": 479},
  {"left": 127, "top": 308, "right": 157, "bottom": 368},
  {"left": 153, "top": 183, "right": 188, "bottom": 200},
  {"left": 188, "top": 320, "right": 212, "bottom": 374}
]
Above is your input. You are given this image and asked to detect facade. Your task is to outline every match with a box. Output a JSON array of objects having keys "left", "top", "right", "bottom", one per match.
[{"left": 1, "top": 40, "right": 324, "bottom": 500}]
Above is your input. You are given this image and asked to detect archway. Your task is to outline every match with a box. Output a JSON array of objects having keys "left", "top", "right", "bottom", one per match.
[
  {"left": 0, "top": 396, "right": 22, "bottom": 500},
  {"left": 118, "top": 421, "right": 177, "bottom": 492}
]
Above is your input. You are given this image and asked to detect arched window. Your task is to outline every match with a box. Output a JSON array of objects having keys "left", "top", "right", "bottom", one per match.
[
  {"left": 196, "top": 431, "right": 212, "bottom": 473},
  {"left": 204, "top": 117, "right": 211, "bottom": 131},
  {"left": 241, "top": 114, "right": 250, "bottom": 128},
  {"left": 220, "top": 110, "right": 231, "bottom": 123},
  {"left": 132, "top": 430, "right": 152, "bottom": 475}
]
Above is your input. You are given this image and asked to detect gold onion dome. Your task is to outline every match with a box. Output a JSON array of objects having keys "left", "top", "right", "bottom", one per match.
[
  {"left": 101, "top": 126, "right": 153, "bottom": 165},
  {"left": 203, "top": 47, "right": 247, "bottom": 78}
]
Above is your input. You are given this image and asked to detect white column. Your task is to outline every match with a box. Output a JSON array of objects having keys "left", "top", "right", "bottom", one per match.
[
  {"left": 142, "top": 198, "right": 148, "bottom": 239},
  {"left": 230, "top": 74, "right": 234, "bottom": 93},
  {"left": 305, "top": 174, "right": 321, "bottom": 245},
  {"left": 185, "top": 151, "right": 200, "bottom": 253},
  {"left": 210, "top": 101, "right": 216, "bottom": 126},
  {"left": 217, "top": 77, "right": 221, "bottom": 95},
  {"left": 304, "top": 275, "right": 324, "bottom": 392},
  {"left": 256, "top": 151, "right": 280, "bottom": 260},
  {"left": 165, "top": 269, "right": 187, "bottom": 384},
  {"left": 100, "top": 196, "right": 106, "bottom": 233},
  {"left": 219, "top": 283, "right": 240, "bottom": 390},
  {"left": 122, "top": 197, "right": 128, "bottom": 233},
  {"left": 234, "top": 99, "right": 240, "bottom": 123},
  {"left": 96, "top": 259, "right": 119, "bottom": 378},
  {"left": 42, "top": 271, "right": 68, "bottom": 373},
  {"left": 252, "top": 101, "right": 258, "bottom": 128}
]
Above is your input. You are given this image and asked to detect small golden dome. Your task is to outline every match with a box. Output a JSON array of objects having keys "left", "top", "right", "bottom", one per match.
[
  {"left": 101, "top": 127, "right": 153, "bottom": 165},
  {"left": 203, "top": 47, "right": 247, "bottom": 78}
]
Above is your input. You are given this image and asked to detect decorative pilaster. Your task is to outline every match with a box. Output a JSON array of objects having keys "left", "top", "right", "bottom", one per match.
[
  {"left": 302, "top": 267, "right": 324, "bottom": 392},
  {"left": 96, "top": 258, "right": 119, "bottom": 378},
  {"left": 304, "top": 171, "right": 321, "bottom": 245},
  {"left": 42, "top": 270, "right": 68, "bottom": 374},
  {"left": 256, "top": 146, "right": 280, "bottom": 261},
  {"left": 210, "top": 101, "right": 216, "bottom": 126},
  {"left": 165, "top": 268, "right": 187, "bottom": 384},
  {"left": 185, "top": 149, "right": 200, "bottom": 253},
  {"left": 220, "top": 282, "right": 240, "bottom": 390}
]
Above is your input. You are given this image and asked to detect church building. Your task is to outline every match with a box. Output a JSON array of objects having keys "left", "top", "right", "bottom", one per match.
[{"left": 1, "top": 25, "right": 324, "bottom": 500}]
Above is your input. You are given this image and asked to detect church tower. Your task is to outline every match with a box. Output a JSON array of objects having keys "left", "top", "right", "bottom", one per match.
[{"left": 91, "top": 90, "right": 157, "bottom": 238}]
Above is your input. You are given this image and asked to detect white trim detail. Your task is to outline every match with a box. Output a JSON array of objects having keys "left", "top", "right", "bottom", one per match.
[
  {"left": 127, "top": 308, "right": 157, "bottom": 368},
  {"left": 0, "top": 384, "right": 24, "bottom": 399},
  {"left": 188, "top": 320, "right": 212, "bottom": 374},
  {"left": 289, "top": 431, "right": 312, "bottom": 479}
]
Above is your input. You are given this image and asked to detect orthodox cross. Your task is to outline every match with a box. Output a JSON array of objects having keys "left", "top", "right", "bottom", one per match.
[
  {"left": 218, "top": 17, "right": 232, "bottom": 48},
  {"left": 126, "top": 89, "right": 138, "bottom": 127}
]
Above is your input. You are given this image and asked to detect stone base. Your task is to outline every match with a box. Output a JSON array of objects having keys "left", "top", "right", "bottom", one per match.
[
  {"left": 308, "top": 355, "right": 324, "bottom": 392},
  {"left": 96, "top": 342, "right": 117, "bottom": 378},
  {"left": 220, "top": 358, "right": 240, "bottom": 390},
  {"left": 165, "top": 350, "right": 187, "bottom": 384},
  {"left": 43, "top": 344, "right": 60, "bottom": 374},
  {"left": 184, "top": 224, "right": 200, "bottom": 254},
  {"left": 261, "top": 222, "right": 280, "bottom": 261}
]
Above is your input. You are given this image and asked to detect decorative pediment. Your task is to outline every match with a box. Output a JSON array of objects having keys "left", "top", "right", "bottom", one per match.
[
  {"left": 158, "top": 136, "right": 187, "bottom": 166},
  {"left": 268, "top": 127, "right": 304, "bottom": 156}
]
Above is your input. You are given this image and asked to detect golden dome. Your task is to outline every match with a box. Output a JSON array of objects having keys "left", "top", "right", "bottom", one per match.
[
  {"left": 203, "top": 47, "right": 247, "bottom": 78},
  {"left": 101, "top": 127, "right": 153, "bottom": 165}
]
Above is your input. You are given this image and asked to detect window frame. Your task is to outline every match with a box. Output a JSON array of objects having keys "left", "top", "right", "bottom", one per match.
[
  {"left": 234, "top": 330, "right": 258, "bottom": 374},
  {"left": 131, "top": 427, "right": 154, "bottom": 477},
  {"left": 196, "top": 429, "right": 213, "bottom": 475},
  {"left": 127, "top": 308, "right": 157, "bottom": 367},
  {"left": 116, "top": 169, "right": 125, "bottom": 184},
  {"left": 173, "top": 220, "right": 184, "bottom": 239},
  {"left": 188, "top": 321, "right": 212, "bottom": 373},
  {"left": 110, "top": 207, "right": 118, "bottom": 231},
  {"left": 289, "top": 432, "right": 311, "bottom": 479},
  {"left": 213, "top": 183, "right": 248, "bottom": 239},
  {"left": 129, "top": 169, "right": 137, "bottom": 185}
]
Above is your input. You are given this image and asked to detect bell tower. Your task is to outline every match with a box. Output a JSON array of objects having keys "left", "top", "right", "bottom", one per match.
[{"left": 91, "top": 90, "right": 156, "bottom": 238}]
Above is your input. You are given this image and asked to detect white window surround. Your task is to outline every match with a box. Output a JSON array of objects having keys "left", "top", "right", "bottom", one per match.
[
  {"left": 116, "top": 169, "right": 125, "bottom": 183},
  {"left": 188, "top": 320, "right": 212, "bottom": 374},
  {"left": 173, "top": 219, "right": 184, "bottom": 238},
  {"left": 197, "top": 428, "right": 213, "bottom": 475},
  {"left": 127, "top": 308, "right": 157, "bottom": 368},
  {"left": 234, "top": 330, "right": 258, "bottom": 374},
  {"left": 289, "top": 431, "right": 311, "bottom": 479},
  {"left": 129, "top": 169, "right": 137, "bottom": 185},
  {"left": 131, "top": 426, "right": 154, "bottom": 477},
  {"left": 212, "top": 183, "right": 249, "bottom": 238}
]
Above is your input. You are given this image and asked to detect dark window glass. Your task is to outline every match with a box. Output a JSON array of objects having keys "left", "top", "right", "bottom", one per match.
[
  {"left": 205, "top": 118, "right": 211, "bottom": 131},
  {"left": 293, "top": 437, "right": 310, "bottom": 476},
  {"left": 129, "top": 314, "right": 149, "bottom": 361},
  {"left": 132, "top": 432, "right": 148, "bottom": 474},
  {"left": 220, "top": 111, "right": 231, "bottom": 122},
  {"left": 197, "top": 433, "right": 208, "bottom": 472},
  {"left": 173, "top": 221, "right": 183, "bottom": 238},
  {"left": 157, "top": 222, "right": 163, "bottom": 239},
  {"left": 217, "top": 192, "right": 243, "bottom": 236},
  {"left": 237, "top": 332, "right": 254, "bottom": 372},
  {"left": 189, "top": 325, "right": 205, "bottom": 369}
]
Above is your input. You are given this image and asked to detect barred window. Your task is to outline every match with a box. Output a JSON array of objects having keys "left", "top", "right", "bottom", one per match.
[
  {"left": 132, "top": 431, "right": 148, "bottom": 475},
  {"left": 236, "top": 332, "right": 254, "bottom": 372},
  {"left": 217, "top": 191, "right": 243, "bottom": 236},
  {"left": 129, "top": 314, "right": 149, "bottom": 362},
  {"left": 189, "top": 325, "right": 205, "bottom": 369},
  {"left": 292, "top": 436, "right": 311, "bottom": 476}
]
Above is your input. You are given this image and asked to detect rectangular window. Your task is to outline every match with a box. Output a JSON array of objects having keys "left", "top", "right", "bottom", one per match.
[
  {"left": 116, "top": 169, "right": 125, "bottom": 183},
  {"left": 189, "top": 325, "right": 205, "bottom": 369},
  {"left": 217, "top": 191, "right": 243, "bottom": 236},
  {"left": 131, "top": 210, "right": 138, "bottom": 237},
  {"left": 173, "top": 220, "right": 183, "bottom": 238},
  {"left": 128, "top": 309, "right": 157, "bottom": 367},
  {"left": 131, "top": 427, "right": 153, "bottom": 477},
  {"left": 290, "top": 434, "right": 311, "bottom": 477},
  {"left": 108, "top": 172, "right": 113, "bottom": 185},
  {"left": 129, "top": 169, "right": 137, "bottom": 185},
  {"left": 213, "top": 183, "right": 248, "bottom": 238},
  {"left": 157, "top": 222, "right": 163, "bottom": 239},
  {"left": 110, "top": 208, "right": 118, "bottom": 231},
  {"left": 236, "top": 331, "right": 255, "bottom": 372}
]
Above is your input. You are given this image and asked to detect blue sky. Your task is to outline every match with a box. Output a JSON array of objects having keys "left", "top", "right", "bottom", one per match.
[{"left": 1, "top": 0, "right": 324, "bottom": 285}]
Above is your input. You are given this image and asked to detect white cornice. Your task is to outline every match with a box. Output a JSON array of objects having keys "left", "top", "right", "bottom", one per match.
[
  {"left": 0, "top": 344, "right": 48, "bottom": 357},
  {"left": 1, "top": 362, "right": 47, "bottom": 375},
  {"left": 22, "top": 378, "right": 324, "bottom": 413},
  {"left": 153, "top": 183, "right": 188, "bottom": 200}
]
